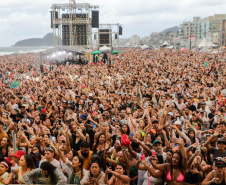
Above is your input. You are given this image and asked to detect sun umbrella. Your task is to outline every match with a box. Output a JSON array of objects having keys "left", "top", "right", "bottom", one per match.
[
  {"left": 112, "top": 50, "right": 119, "bottom": 55},
  {"left": 181, "top": 48, "right": 188, "bottom": 51},
  {"left": 120, "top": 50, "right": 125, "bottom": 52},
  {"left": 91, "top": 50, "right": 101, "bottom": 55}
]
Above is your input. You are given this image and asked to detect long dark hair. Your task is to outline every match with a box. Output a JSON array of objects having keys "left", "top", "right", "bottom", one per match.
[
  {"left": 187, "top": 128, "right": 196, "bottom": 144},
  {"left": 23, "top": 154, "right": 36, "bottom": 170},
  {"left": 74, "top": 156, "right": 84, "bottom": 179},
  {"left": 40, "top": 161, "right": 57, "bottom": 184},
  {"left": 117, "top": 163, "right": 127, "bottom": 175},
  {"left": 33, "top": 144, "right": 42, "bottom": 154},
  {"left": 170, "top": 150, "right": 184, "bottom": 181},
  {"left": 122, "top": 124, "right": 130, "bottom": 135},
  {"left": 94, "top": 133, "right": 106, "bottom": 152},
  {"left": 156, "top": 153, "right": 164, "bottom": 164}
]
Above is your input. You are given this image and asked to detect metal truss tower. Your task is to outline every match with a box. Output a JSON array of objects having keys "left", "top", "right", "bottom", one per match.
[{"left": 51, "top": 0, "right": 96, "bottom": 49}]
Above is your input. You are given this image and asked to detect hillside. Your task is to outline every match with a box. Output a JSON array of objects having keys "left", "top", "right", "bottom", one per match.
[
  {"left": 159, "top": 26, "right": 179, "bottom": 35},
  {"left": 13, "top": 33, "right": 55, "bottom": 47}
]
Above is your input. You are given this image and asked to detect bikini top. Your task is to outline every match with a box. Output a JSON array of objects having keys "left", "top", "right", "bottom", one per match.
[{"left": 166, "top": 171, "right": 184, "bottom": 182}]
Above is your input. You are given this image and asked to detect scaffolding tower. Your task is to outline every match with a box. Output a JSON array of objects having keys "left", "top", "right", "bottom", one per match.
[
  {"left": 93, "top": 24, "right": 121, "bottom": 50},
  {"left": 51, "top": 0, "right": 98, "bottom": 49}
]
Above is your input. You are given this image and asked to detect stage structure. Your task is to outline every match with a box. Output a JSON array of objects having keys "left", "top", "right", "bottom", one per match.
[
  {"left": 93, "top": 24, "right": 122, "bottom": 50},
  {"left": 51, "top": 0, "right": 99, "bottom": 49}
]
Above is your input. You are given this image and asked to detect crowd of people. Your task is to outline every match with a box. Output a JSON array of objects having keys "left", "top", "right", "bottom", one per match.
[{"left": 0, "top": 48, "right": 225, "bottom": 185}]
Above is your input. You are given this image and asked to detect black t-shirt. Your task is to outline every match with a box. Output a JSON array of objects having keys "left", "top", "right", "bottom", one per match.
[
  {"left": 188, "top": 104, "right": 196, "bottom": 111},
  {"left": 99, "top": 107, "right": 111, "bottom": 114}
]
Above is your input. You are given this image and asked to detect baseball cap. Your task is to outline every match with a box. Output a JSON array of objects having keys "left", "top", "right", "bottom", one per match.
[
  {"left": 215, "top": 159, "right": 226, "bottom": 167},
  {"left": 174, "top": 120, "right": 182, "bottom": 125},
  {"left": 177, "top": 95, "right": 183, "bottom": 99},
  {"left": 168, "top": 112, "right": 174, "bottom": 116},
  {"left": 217, "top": 138, "right": 226, "bottom": 145},
  {"left": 80, "top": 114, "right": 87, "bottom": 120},
  {"left": 44, "top": 147, "right": 55, "bottom": 153},
  {"left": 152, "top": 120, "right": 159, "bottom": 124},
  {"left": 153, "top": 140, "right": 161, "bottom": 146}
]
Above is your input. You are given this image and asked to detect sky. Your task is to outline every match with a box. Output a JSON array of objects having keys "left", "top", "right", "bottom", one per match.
[{"left": 0, "top": 0, "right": 226, "bottom": 47}]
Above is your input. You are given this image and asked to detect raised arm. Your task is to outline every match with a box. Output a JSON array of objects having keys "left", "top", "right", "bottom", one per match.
[
  {"left": 105, "top": 166, "right": 130, "bottom": 183},
  {"left": 149, "top": 156, "right": 168, "bottom": 171},
  {"left": 187, "top": 150, "right": 199, "bottom": 169},
  {"left": 176, "top": 138, "right": 187, "bottom": 169},
  {"left": 126, "top": 108, "right": 138, "bottom": 130},
  {"left": 141, "top": 160, "right": 163, "bottom": 178},
  {"left": 204, "top": 131, "right": 218, "bottom": 151}
]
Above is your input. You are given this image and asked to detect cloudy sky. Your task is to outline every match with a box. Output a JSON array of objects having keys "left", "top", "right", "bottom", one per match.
[{"left": 0, "top": 0, "right": 226, "bottom": 46}]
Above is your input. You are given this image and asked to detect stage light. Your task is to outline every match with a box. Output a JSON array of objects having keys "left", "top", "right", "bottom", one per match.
[
  {"left": 69, "top": 53, "right": 72, "bottom": 55},
  {"left": 52, "top": 54, "right": 56, "bottom": 58},
  {"left": 63, "top": 51, "right": 66, "bottom": 54},
  {"left": 47, "top": 56, "right": 49, "bottom": 58}
]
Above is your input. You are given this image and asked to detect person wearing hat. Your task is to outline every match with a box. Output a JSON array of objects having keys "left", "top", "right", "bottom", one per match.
[
  {"left": 175, "top": 95, "right": 186, "bottom": 112},
  {"left": 201, "top": 159, "right": 226, "bottom": 185},
  {"left": 80, "top": 114, "right": 87, "bottom": 122},
  {"left": 39, "top": 147, "right": 61, "bottom": 169},
  {"left": 204, "top": 133, "right": 226, "bottom": 159},
  {"left": 11, "top": 150, "right": 26, "bottom": 172},
  {"left": 153, "top": 140, "right": 167, "bottom": 161}
]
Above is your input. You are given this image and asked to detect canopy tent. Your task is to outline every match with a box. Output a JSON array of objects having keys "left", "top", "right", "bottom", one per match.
[
  {"left": 91, "top": 50, "right": 101, "bottom": 55},
  {"left": 198, "top": 38, "right": 218, "bottom": 47},
  {"left": 166, "top": 46, "right": 174, "bottom": 49},
  {"left": 112, "top": 50, "right": 119, "bottom": 55},
  {"left": 162, "top": 41, "right": 170, "bottom": 46},
  {"left": 99, "top": 45, "right": 111, "bottom": 52},
  {"left": 140, "top": 44, "right": 149, "bottom": 49},
  {"left": 37, "top": 46, "right": 92, "bottom": 63}
]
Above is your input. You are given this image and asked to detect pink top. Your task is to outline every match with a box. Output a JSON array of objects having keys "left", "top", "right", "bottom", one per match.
[{"left": 166, "top": 171, "right": 184, "bottom": 182}]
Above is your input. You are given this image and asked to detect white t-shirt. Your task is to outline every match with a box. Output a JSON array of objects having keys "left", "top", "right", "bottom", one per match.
[{"left": 39, "top": 159, "right": 61, "bottom": 169}]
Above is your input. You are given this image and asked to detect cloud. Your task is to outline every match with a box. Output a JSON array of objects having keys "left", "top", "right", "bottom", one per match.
[{"left": 1, "top": 0, "right": 226, "bottom": 46}]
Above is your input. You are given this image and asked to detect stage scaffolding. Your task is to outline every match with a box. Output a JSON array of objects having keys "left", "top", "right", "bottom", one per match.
[{"left": 51, "top": 0, "right": 99, "bottom": 49}]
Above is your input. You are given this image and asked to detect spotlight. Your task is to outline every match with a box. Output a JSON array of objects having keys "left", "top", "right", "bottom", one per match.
[
  {"left": 47, "top": 56, "right": 49, "bottom": 58},
  {"left": 69, "top": 53, "right": 72, "bottom": 55}
]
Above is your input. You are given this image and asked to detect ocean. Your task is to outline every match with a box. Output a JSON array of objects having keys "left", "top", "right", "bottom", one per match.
[{"left": 0, "top": 46, "right": 53, "bottom": 56}]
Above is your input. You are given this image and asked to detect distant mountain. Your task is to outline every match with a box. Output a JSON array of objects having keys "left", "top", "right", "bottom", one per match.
[
  {"left": 159, "top": 26, "right": 179, "bottom": 35},
  {"left": 13, "top": 33, "right": 56, "bottom": 47}
]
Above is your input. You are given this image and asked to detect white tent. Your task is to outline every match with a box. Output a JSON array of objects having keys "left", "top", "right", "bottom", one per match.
[
  {"left": 140, "top": 44, "right": 149, "bottom": 49},
  {"left": 166, "top": 46, "right": 174, "bottom": 49},
  {"left": 198, "top": 38, "right": 217, "bottom": 47},
  {"left": 162, "top": 41, "right": 170, "bottom": 46},
  {"left": 99, "top": 45, "right": 111, "bottom": 52}
]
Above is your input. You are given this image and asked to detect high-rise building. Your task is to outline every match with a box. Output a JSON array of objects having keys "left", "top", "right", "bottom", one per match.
[
  {"left": 130, "top": 35, "right": 140, "bottom": 45},
  {"left": 179, "top": 14, "right": 226, "bottom": 47}
]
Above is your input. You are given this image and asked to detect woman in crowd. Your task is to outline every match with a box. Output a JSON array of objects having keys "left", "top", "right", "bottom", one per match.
[
  {"left": 23, "top": 161, "right": 67, "bottom": 184},
  {"left": 139, "top": 154, "right": 164, "bottom": 185},
  {"left": 0, "top": 161, "right": 13, "bottom": 184},
  {"left": 149, "top": 138, "right": 187, "bottom": 185},
  {"left": 80, "top": 161, "right": 105, "bottom": 185},
  {"left": 57, "top": 146, "right": 86, "bottom": 184},
  {"left": 14, "top": 154, "right": 35, "bottom": 184},
  {"left": 105, "top": 164, "right": 130, "bottom": 185},
  {"left": 201, "top": 159, "right": 226, "bottom": 185}
]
